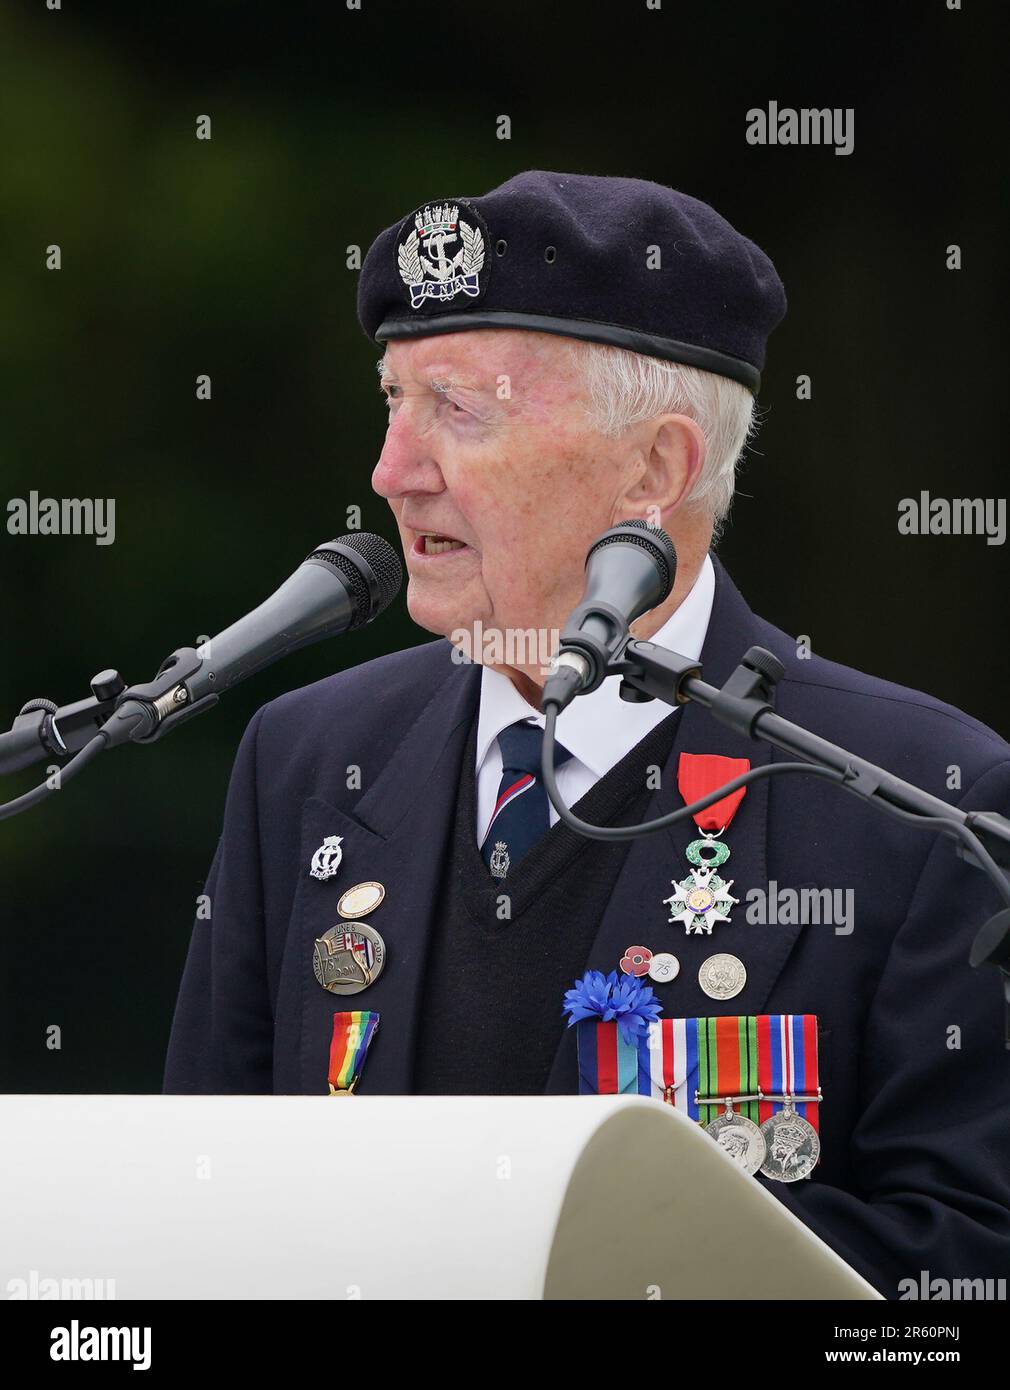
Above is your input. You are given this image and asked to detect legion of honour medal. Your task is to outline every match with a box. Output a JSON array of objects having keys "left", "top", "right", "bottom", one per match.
[{"left": 663, "top": 753, "right": 750, "bottom": 934}]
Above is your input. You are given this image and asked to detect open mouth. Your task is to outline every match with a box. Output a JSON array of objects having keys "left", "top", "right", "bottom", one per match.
[{"left": 413, "top": 531, "right": 470, "bottom": 556}]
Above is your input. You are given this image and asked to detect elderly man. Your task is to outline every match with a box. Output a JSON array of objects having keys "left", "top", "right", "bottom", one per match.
[{"left": 165, "top": 171, "right": 1010, "bottom": 1297}]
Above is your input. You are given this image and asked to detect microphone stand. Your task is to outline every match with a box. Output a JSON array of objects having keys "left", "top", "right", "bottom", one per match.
[
  {"left": 0, "top": 648, "right": 219, "bottom": 821},
  {"left": 542, "top": 639, "right": 1010, "bottom": 1047}
]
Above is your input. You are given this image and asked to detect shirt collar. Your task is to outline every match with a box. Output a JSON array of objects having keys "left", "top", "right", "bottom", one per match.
[{"left": 476, "top": 551, "right": 716, "bottom": 777}]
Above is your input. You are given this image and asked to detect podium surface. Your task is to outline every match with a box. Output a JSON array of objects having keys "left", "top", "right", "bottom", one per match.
[{"left": 0, "top": 1094, "right": 880, "bottom": 1300}]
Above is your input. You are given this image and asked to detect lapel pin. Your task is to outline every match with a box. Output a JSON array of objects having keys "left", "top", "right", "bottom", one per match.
[
  {"left": 619, "top": 945, "right": 653, "bottom": 977},
  {"left": 337, "top": 881, "right": 385, "bottom": 919},
  {"left": 310, "top": 835, "right": 344, "bottom": 881},
  {"left": 648, "top": 951, "right": 680, "bottom": 983}
]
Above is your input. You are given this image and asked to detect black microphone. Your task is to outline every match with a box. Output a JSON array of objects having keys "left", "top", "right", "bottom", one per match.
[
  {"left": 188, "top": 532, "right": 402, "bottom": 697},
  {"left": 97, "top": 532, "right": 403, "bottom": 748},
  {"left": 541, "top": 521, "right": 677, "bottom": 713}
]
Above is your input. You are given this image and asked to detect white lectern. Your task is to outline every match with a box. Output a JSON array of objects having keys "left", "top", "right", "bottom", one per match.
[{"left": 0, "top": 1095, "right": 880, "bottom": 1300}]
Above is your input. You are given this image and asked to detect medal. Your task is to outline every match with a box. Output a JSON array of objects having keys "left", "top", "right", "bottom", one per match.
[
  {"left": 327, "top": 1010, "right": 380, "bottom": 1095},
  {"left": 662, "top": 753, "right": 749, "bottom": 933},
  {"left": 692, "top": 1014, "right": 765, "bottom": 1173},
  {"left": 313, "top": 921, "right": 386, "bottom": 995},
  {"left": 698, "top": 952, "right": 746, "bottom": 1000},
  {"left": 705, "top": 1102, "right": 767, "bottom": 1176},
  {"left": 565, "top": 985, "right": 825, "bottom": 1184},
  {"left": 309, "top": 835, "right": 344, "bottom": 881},
  {"left": 759, "top": 1103, "right": 820, "bottom": 1181},
  {"left": 757, "top": 1013, "right": 821, "bottom": 1182},
  {"left": 337, "top": 881, "right": 385, "bottom": 918}
]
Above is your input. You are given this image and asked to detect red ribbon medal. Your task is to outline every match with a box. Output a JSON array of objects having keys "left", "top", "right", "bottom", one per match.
[{"left": 662, "top": 753, "right": 751, "bottom": 934}]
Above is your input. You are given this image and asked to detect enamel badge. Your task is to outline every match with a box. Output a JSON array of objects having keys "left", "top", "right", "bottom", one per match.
[{"left": 309, "top": 835, "right": 344, "bottom": 882}]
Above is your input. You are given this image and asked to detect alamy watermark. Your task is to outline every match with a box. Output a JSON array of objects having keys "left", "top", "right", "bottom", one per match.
[
  {"left": 899, "top": 1269, "right": 1006, "bottom": 1300},
  {"left": 745, "top": 882, "right": 854, "bottom": 935},
  {"left": 6, "top": 491, "right": 116, "bottom": 545},
  {"left": 450, "top": 622, "right": 560, "bottom": 674},
  {"left": 898, "top": 492, "right": 1005, "bottom": 546},
  {"left": 746, "top": 101, "right": 854, "bottom": 156}
]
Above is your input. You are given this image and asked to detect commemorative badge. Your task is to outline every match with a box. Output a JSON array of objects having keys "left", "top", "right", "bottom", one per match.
[
  {"left": 313, "top": 922, "right": 386, "bottom": 995},
  {"left": 309, "top": 834, "right": 344, "bottom": 882},
  {"left": 396, "top": 199, "right": 489, "bottom": 312},
  {"left": 663, "top": 753, "right": 750, "bottom": 934}
]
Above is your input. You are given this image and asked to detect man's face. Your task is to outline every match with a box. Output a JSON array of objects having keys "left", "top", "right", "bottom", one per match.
[{"left": 371, "top": 330, "right": 640, "bottom": 658}]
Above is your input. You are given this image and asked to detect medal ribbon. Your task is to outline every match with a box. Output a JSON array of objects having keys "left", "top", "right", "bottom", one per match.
[
  {"left": 696, "top": 1014, "right": 759, "bottom": 1125},
  {"left": 576, "top": 1020, "right": 647, "bottom": 1096},
  {"left": 328, "top": 1011, "right": 380, "bottom": 1094},
  {"left": 640, "top": 1015, "right": 819, "bottom": 1132},
  {"left": 578, "top": 1013, "right": 820, "bottom": 1141},
  {"left": 677, "top": 753, "right": 750, "bottom": 833},
  {"left": 757, "top": 1013, "right": 820, "bottom": 1132}
]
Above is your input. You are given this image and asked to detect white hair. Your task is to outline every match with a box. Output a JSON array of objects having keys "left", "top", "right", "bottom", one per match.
[{"left": 566, "top": 340, "right": 759, "bottom": 539}]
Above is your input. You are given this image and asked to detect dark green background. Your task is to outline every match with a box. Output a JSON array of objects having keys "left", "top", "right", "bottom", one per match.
[{"left": 1, "top": 0, "right": 1005, "bottom": 1090}]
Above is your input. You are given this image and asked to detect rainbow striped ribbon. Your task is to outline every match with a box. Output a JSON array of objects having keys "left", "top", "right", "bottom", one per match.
[
  {"left": 327, "top": 1011, "right": 380, "bottom": 1095},
  {"left": 577, "top": 1014, "right": 819, "bottom": 1135}
]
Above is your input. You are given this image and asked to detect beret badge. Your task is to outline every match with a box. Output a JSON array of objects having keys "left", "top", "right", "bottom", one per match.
[{"left": 396, "top": 199, "right": 488, "bottom": 311}]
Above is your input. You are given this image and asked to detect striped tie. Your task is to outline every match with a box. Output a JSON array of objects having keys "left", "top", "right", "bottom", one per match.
[{"left": 480, "top": 720, "right": 573, "bottom": 881}]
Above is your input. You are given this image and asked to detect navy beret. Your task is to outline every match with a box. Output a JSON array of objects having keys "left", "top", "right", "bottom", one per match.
[{"left": 357, "top": 170, "right": 786, "bottom": 393}]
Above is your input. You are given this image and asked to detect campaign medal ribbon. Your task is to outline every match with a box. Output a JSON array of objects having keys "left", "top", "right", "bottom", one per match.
[
  {"left": 695, "top": 1015, "right": 766, "bottom": 1175},
  {"left": 576, "top": 1018, "right": 648, "bottom": 1097},
  {"left": 663, "top": 753, "right": 750, "bottom": 934},
  {"left": 327, "top": 1010, "right": 380, "bottom": 1095}
]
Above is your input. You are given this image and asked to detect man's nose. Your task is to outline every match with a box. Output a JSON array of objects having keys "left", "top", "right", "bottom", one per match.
[{"left": 371, "top": 410, "right": 444, "bottom": 500}]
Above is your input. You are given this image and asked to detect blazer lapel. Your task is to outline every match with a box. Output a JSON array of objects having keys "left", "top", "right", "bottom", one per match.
[
  {"left": 545, "top": 556, "right": 809, "bottom": 1094},
  {"left": 280, "top": 655, "right": 480, "bottom": 1095}
]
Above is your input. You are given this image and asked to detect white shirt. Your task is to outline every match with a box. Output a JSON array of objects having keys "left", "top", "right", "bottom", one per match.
[{"left": 475, "top": 553, "right": 716, "bottom": 846}]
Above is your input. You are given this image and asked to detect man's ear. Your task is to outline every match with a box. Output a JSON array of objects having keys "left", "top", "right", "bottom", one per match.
[{"left": 616, "top": 414, "right": 705, "bottom": 524}]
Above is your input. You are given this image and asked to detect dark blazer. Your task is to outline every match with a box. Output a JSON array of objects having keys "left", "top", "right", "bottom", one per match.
[{"left": 164, "top": 556, "right": 1010, "bottom": 1297}]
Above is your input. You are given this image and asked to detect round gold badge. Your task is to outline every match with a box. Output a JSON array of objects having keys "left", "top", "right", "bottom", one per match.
[{"left": 337, "top": 881, "right": 386, "bottom": 919}]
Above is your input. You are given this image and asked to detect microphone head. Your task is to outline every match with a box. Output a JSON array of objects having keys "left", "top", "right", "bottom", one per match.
[
  {"left": 306, "top": 532, "right": 403, "bottom": 629},
  {"left": 586, "top": 521, "right": 678, "bottom": 609}
]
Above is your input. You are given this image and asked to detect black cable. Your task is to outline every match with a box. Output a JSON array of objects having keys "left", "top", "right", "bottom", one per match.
[
  {"left": 541, "top": 705, "right": 1010, "bottom": 911},
  {"left": 541, "top": 703, "right": 847, "bottom": 838},
  {"left": 0, "top": 734, "right": 107, "bottom": 822}
]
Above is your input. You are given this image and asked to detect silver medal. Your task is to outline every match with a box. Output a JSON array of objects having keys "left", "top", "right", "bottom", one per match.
[
  {"left": 705, "top": 1103, "right": 767, "bottom": 1176},
  {"left": 312, "top": 921, "right": 386, "bottom": 995},
  {"left": 698, "top": 952, "right": 747, "bottom": 1000},
  {"left": 309, "top": 835, "right": 344, "bottom": 881},
  {"left": 759, "top": 1104, "right": 820, "bottom": 1182}
]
